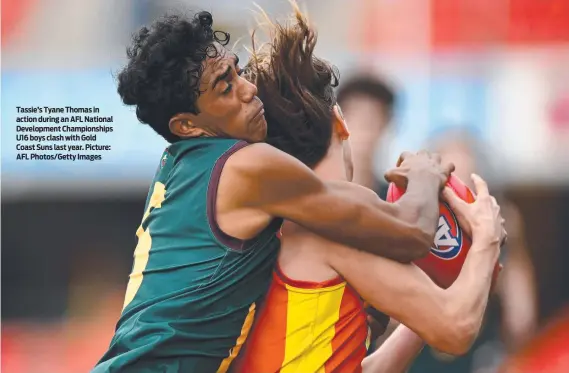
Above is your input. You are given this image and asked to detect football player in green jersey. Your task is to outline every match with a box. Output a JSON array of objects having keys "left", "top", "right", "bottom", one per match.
[{"left": 93, "top": 10, "right": 453, "bottom": 373}]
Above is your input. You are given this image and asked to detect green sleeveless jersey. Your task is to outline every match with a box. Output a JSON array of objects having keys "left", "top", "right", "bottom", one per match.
[{"left": 93, "top": 138, "right": 282, "bottom": 373}]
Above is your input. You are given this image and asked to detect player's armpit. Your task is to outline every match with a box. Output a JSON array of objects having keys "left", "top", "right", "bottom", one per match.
[{"left": 223, "top": 143, "right": 430, "bottom": 262}]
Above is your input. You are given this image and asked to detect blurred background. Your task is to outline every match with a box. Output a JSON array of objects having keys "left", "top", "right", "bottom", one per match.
[{"left": 2, "top": 0, "right": 569, "bottom": 372}]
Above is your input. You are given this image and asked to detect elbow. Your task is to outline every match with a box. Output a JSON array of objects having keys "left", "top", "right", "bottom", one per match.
[
  {"left": 438, "top": 325, "right": 477, "bottom": 356},
  {"left": 426, "top": 314, "right": 478, "bottom": 356}
]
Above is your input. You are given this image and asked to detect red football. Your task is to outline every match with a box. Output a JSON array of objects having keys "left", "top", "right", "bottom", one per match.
[{"left": 386, "top": 174, "right": 502, "bottom": 289}]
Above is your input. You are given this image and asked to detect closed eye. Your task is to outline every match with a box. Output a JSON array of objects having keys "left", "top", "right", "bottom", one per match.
[
  {"left": 220, "top": 59, "right": 244, "bottom": 95},
  {"left": 222, "top": 83, "right": 232, "bottom": 95},
  {"left": 222, "top": 66, "right": 246, "bottom": 95}
]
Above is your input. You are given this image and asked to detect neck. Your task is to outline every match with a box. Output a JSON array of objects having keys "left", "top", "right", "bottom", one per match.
[
  {"left": 351, "top": 151, "right": 375, "bottom": 188},
  {"left": 313, "top": 142, "right": 346, "bottom": 181},
  {"left": 179, "top": 129, "right": 219, "bottom": 140},
  {"left": 200, "top": 128, "right": 222, "bottom": 138}
]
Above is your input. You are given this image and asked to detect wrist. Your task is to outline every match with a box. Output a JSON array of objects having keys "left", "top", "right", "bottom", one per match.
[
  {"left": 407, "top": 169, "right": 443, "bottom": 191},
  {"left": 470, "top": 237, "right": 500, "bottom": 258}
]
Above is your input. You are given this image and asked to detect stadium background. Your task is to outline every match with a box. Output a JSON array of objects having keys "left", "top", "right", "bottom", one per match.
[{"left": 2, "top": 0, "right": 569, "bottom": 372}]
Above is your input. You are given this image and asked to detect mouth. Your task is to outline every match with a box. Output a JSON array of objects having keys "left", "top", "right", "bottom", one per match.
[{"left": 251, "top": 105, "right": 265, "bottom": 122}]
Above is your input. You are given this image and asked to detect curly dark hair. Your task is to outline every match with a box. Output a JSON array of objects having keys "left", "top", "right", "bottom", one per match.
[
  {"left": 244, "top": 7, "right": 339, "bottom": 168},
  {"left": 117, "top": 11, "right": 230, "bottom": 143}
]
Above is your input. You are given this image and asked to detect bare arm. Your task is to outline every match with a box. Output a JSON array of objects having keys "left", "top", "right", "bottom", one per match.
[
  {"left": 223, "top": 143, "right": 446, "bottom": 262},
  {"left": 328, "top": 239, "right": 498, "bottom": 355},
  {"left": 362, "top": 325, "right": 424, "bottom": 373},
  {"left": 326, "top": 179, "right": 441, "bottom": 260},
  {"left": 328, "top": 175, "right": 504, "bottom": 355}
]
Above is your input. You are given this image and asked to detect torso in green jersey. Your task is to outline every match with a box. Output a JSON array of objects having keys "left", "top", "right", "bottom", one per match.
[{"left": 93, "top": 138, "right": 282, "bottom": 373}]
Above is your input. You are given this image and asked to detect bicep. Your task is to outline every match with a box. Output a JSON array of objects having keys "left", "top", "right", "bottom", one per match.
[
  {"left": 231, "top": 144, "right": 363, "bottom": 234},
  {"left": 263, "top": 181, "right": 363, "bottom": 231}
]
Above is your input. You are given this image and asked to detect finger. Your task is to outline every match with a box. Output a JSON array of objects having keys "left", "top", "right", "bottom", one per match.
[
  {"left": 396, "top": 151, "right": 413, "bottom": 167},
  {"left": 384, "top": 168, "right": 395, "bottom": 182},
  {"left": 384, "top": 170, "right": 407, "bottom": 188},
  {"left": 442, "top": 187, "right": 467, "bottom": 211},
  {"left": 417, "top": 149, "right": 430, "bottom": 157},
  {"left": 471, "top": 173, "right": 489, "bottom": 197}
]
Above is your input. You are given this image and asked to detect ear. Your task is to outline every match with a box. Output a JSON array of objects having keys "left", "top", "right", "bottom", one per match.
[
  {"left": 169, "top": 113, "right": 207, "bottom": 138},
  {"left": 333, "top": 105, "right": 350, "bottom": 141}
]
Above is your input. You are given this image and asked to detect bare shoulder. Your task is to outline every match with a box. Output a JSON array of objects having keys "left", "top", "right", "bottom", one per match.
[
  {"left": 224, "top": 142, "right": 274, "bottom": 166},
  {"left": 328, "top": 180, "right": 379, "bottom": 198},
  {"left": 214, "top": 143, "right": 285, "bottom": 238},
  {"left": 222, "top": 142, "right": 324, "bottom": 208},
  {"left": 218, "top": 143, "right": 278, "bottom": 203},
  {"left": 215, "top": 142, "right": 323, "bottom": 238},
  {"left": 224, "top": 142, "right": 311, "bottom": 178},
  {"left": 215, "top": 143, "right": 272, "bottom": 207}
]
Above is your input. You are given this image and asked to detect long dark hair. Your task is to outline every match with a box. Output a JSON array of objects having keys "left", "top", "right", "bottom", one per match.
[{"left": 244, "top": 4, "right": 340, "bottom": 168}]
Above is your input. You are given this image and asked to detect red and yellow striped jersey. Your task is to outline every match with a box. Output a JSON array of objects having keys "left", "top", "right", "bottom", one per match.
[{"left": 233, "top": 264, "right": 370, "bottom": 373}]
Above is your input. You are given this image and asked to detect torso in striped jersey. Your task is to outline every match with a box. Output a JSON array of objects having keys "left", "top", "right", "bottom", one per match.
[{"left": 233, "top": 264, "right": 370, "bottom": 373}]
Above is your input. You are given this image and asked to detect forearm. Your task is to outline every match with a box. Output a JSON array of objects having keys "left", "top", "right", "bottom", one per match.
[
  {"left": 251, "top": 159, "right": 436, "bottom": 262},
  {"left": 289, "top": 181, "right": 433, "bottom": 262},
  {"left": 362, "top": 325, "right": 424, "bottom": 373},
  {"left": 233, "top": 143, "right": 445, "bottom": 262},
  {"left": 327, "top": 208, "right": 500, "bottom": 355},
  {"left": 328, "top": 244, "right": 466, "bottom": 355},
  {"left": 445, "top": 240, "right": 500, "bottom": 345},
  {"left": 394, "top": 174, "right": 441, "bottom": 245},
  {"left": 336, "top": 180, "right": 436, "bottom": 262}
]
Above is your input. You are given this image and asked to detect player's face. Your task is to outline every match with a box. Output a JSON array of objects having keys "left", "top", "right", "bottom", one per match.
[{"left": 185, "top": 45, "right": 267, "bottom": 142}]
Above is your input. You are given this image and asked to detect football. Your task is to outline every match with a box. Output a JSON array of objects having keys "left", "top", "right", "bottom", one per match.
[{"left": 386, "top": 174, "right": 502, "bottom": 289}]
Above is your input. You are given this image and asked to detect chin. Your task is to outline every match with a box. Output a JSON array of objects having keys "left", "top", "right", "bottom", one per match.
[{"left": 252, "top": 126, "right": 268, "bottom": 143}]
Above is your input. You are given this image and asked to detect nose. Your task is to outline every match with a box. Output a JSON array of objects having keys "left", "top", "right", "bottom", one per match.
[{"left": 240, "top": 77, "right": 258, "bottom": 103}]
